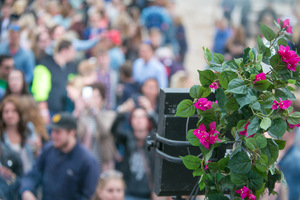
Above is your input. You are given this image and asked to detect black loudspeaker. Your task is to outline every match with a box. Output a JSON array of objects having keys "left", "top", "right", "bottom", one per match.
[{"left": 152, "top": 88, "right": 232, "bottom": 196}]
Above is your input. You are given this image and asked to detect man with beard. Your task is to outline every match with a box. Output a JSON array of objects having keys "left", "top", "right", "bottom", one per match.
[{"left": 20, "top": 112, "right": 100, "bottom": 200}]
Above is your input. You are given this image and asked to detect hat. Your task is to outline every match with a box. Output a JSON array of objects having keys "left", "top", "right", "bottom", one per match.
[
  {"left": 8, "top": 24, "right": 21, "bottom": 32},
  {"left": 49, "top": 112, "right": 77, "bottom": 130},
  {"left": 104, "top": 30, "right": 122, "bottom": 46}
]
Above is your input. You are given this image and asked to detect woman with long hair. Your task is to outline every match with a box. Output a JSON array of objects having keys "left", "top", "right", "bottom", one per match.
[
  {"left": 0, "top": 96, "right": 39, "bottom": 173},
  {"left": 3, "top": 69, "right": 30, "bottom": 99}
]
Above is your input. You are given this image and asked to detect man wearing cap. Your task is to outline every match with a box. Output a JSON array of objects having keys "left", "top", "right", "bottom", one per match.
[
  {"left": 20, "top": 112, "right": 100, "bottom": 200},
  {"left": 0, "top": 24, "right": 35, "bottom": 83}
]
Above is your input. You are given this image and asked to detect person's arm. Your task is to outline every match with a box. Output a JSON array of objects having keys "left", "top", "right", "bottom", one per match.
[
  {"left": 72, "top": 38, "right": 100, "bottom": 52},
  {"left": 20, "top": 146, "right": 47, "bottom": 199},
  {"left": 77, "top": 158, "right": 100, "bottom": 200}
]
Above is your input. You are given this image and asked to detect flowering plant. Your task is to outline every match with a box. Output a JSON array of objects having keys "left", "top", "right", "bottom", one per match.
[{"left": 176, "top": 19, "right": 300, "bottom": 199}]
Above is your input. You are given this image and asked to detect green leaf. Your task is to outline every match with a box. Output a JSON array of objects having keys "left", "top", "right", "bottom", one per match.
[
  {"left": 198, "top": 70, "right": 216, "bottom": 87},
  {"left": 247, "top": 117, "right": 261, "bottom": 136},
  {"left": 229, "top": 152, "right": 251, "bottom": 174},
  {"left": 260, "top": 23, "right": 276, "bottom": 41},
  {"left": 251, "top": 102, "right": 262, "bottom": 112},
  {"left": 175, "top": 99, "right": 195, "bottom": 117},
  {"left": 213, "top": 53, "right": 225, "bottom": 64},
  {"left": 230, "top": 172, "right": 248, "bottom": 186},
  {"left": 249, "top": 170, "right": 264, "bottom": 191},
  {"left": 237, "top": 120, "right": 247, "bottom": 132},
  {"left": 261, "top": 139, "right": 279, "bottom": 165},
  {"left": 260, "top": 117, "right": 272, "bottom": 130},
  {"left": 189, "top": 85, "right": 201, "bottom": 98},
  {"left": 274, "top": 140, "right": 286, "bottom": 150},
  {"left": 186, "top": 129, "right": 200, "bottom": 146},
  {"left": 255, "top": 63, "right": 262, "bottom": 71},
  {"left": 210, "top": 63, "right": 222, "bottom": 72},
  {"left": 217, "top": 172, "right": 225, "bottom": 182},
  {"left": 199, "top": 144, "right": 214, "bottom": 162},
  {"left": 219, "top": 71, "right": 238, "bottom": 89},
  {"left": 287, "top": 112, "right": 300, "bottom": 125},
  {"left": 235, "top": 89, "right": 257, "bottom": 109},
  {"left": 287, "top": 86, "right": 297, "bottom": 92},
  {"left": 256, "top": 134, "right": 267, "bottom": 148},
  {"left": 203, "top": 47, "right": 213, "bottom": 62},
  {"left": 199, "top": 86, "right": 211, "bottom": 98},
  {"left": 275, "top": 88, "right": 296, "bottom": 100},
  {"left": 268, "top": 118, "right": 287, "bottom": 139},
  {"left": 256, "top": 155, "right": 268, "bottom": 172},
  {"left": 216, "top": 88, "right": 227, "bottom": 109},
  {"left": 254, "top": 80, "right": 271, "bottom": 91},
  {"left": 207, "top": 194, "right": 230, "bottom": 200},
  {"left": 218, "top": 156, "right": 230, "bottom": 171},
  {"left": 257, "top": 54, "right": 263, "bottom": 62},
  {"left": 257, "top": 35, "right": 266, "bottom": 53},
  {"left": 193, "top": 168, "right": 205, "bottom": 177},
  {"left": 267, "top": 170, "right": 281, "bottom": 194},
  {"left": 225, "top": 60, "right": 239, "bottom": 70},
  {"left": 270, "top": 54, "right": 280, "bottom": 68},
  {"left": 199, "top": 174, "right": 206, "bottom": 190},
  {"left": 277, "top": 38, "right": 288, "bottom": 46},
  {"left": 207, "top": 162, "right": 219, "bottom": 171},
  {"left": 226, "top": 79, "right": 248, "bottom": 94},
  {"left": 180, "top": 155, "right": 201, "bottom": 170},
  {"left": 243, "top": 47, "right": 251, "bottom": 64},
  {"left": 288, "top": 79, "right": 296, "bottom": 84},
  {"left": 225, "top": 97, "right": 239, "bottom": 111},
  {"left": 246, "top": 138, "right": 258, "bottom": 150}
]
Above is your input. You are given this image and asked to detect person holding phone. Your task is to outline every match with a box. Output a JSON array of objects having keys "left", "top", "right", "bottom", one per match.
[{"left": 77, "top": 82, "right": 117, "bottom": 172}]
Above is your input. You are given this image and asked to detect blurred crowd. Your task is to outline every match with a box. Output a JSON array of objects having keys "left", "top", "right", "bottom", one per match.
[{"left": 0, "top": 0, "right": 300, "bottom": 199}]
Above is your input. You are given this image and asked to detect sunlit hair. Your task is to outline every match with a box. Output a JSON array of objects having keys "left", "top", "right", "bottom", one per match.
[
  {"left": 20, "top": 96, "right": 49, "bottom": 141},
  {"left": 93, "top": 170, "right": 126, "bottom": 200},
  {"left": 0, "top": 95, "right": 28, "bottom": 147}
]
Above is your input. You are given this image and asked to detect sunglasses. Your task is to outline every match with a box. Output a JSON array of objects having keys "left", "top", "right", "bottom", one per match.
[{"left": 99, "top": 170, "right": 123, "bottom": 180}]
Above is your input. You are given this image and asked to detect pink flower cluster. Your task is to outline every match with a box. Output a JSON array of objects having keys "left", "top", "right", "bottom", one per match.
[
  {"left": 194, "top": 98, "right": 213, "bottom": 111},
  {"left": 278, "top": 45, "right": 300, "bottom": 72},
  {"left": 253, "top": 73, "right": 266, "bottom": 84},
  {"left": 236, "top": 186, "right": 256, "bottom": 200},
  {"left": 272, "top": 97, "right": 291, "bottom": 110},
  {"left": 209, "top": 82, "right": 219, "bottom": 90},
  {"left": 193, "top": 122, "right": 220, "bottom": 149},
  {"left": 277, "top": 18, "right": 293, "bottom": 34},
  {"left": 239, "top": 121, "right": 249, "bottom": 136}
]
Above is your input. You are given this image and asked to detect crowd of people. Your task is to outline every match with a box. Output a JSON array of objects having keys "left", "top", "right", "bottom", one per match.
[
  {"left": 0, "top": 0, "right": 190, "bottom": 199},
  {"left": 0, "top": 0, "right": 300, "bottom": 200}
]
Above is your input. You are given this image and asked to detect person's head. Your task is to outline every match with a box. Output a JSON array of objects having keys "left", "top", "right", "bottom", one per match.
[
  {"left": 141, "top": 78, "right": 159, "bottom": 101},
  {"left": 94, "top": 170, "right": 125, "bottom": 200},
  {"left": 78, "top": 58, "right": 97, "bottom": 77},
  {"left": 1, "top": 3, "right": 12, "bottom": 19},
  {"left": 130, "top": 108, "right": 152, "bottom": 139},
  {"left": 0, "top": 95, "right": 27, "bottom": 146},
  {"left": 54, "top": 39, "right": 75, "bottom": 62},
  {"left": 0, "top": 55, "right": 14, "bottom": 81},
  {"left": 119, "top": 61, "right": 132, "bottom": 83},
  {"left": 50, "top": 25, "right": 66, "bottom": 40},
  {"left": 149, "top": 28, "right": 162, "bottom": 49},
  {"left": 86, "top": 82, "right": 106, "bottom": 109},
  {"left": 49, "top": 112, "right": 77, "bottom": 150},
  {"left": 37, "top": 30, "right": 51, "bottom": 51},
  {"left": 5, "top": 69, "right": 29, "bottom": 97},
  {"left": 66, "top": 76, "right": 85, "bottom": 101},
  {"left": 139, "top": 42, "right": 154, "bottom": 62},
  {"left": 96, "top": 49, "right": 110, "bottom": 69},
  {"left": 8, "top": 24, "right": 21, "bottom": 48}
]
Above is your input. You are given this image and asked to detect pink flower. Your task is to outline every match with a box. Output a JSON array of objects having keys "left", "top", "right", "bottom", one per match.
[
  {"left": 239, "top": 121, "right": 250, "bottom": 136},
  {"left": 249, "top": 194, "right": 257, "bottom": 200},
  {"left": 272, "top": 97, "right": 292, "bottom": 110},
  {"left": 209, "top": 82, "right": 219, "bottom": 90},
  {"left": 253, "top": 73, "right": 266, "bottom": 84},
  {"left": 288, "top": 123, "right": 300, "bottom": 129},
  {"left": 236, "top": 186, "right": 250, "bottom": 199},
  {"left": 278, "top": 45, "right": 300, "bottom": 72},
  {"left": 194, "top": 98, "right": 213, "bottom": 111},
  {"left": 193, "top": 122, "right": 220, "bottom": 149},
  {"left": 277, "top": 18, "right": 293, "bottom": 34},
  {"left": 204, "top": 161, "right": 211, "bottom": 170}
]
